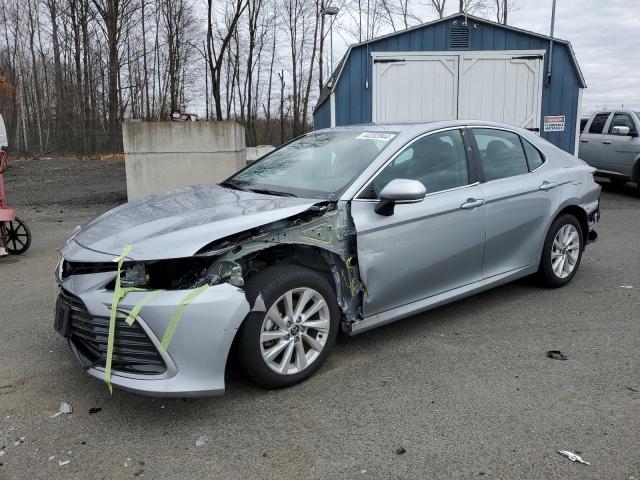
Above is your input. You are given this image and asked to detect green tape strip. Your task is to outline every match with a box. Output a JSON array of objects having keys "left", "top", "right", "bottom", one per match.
[
  {"left": 124, "top": 290, "right": 165, "bottom": 326},
  {"left": 105, "top": 244, "right": 132, "bottom": 393},
  {"left": 160, "top": 284, "right": 210, "bottom": 352}
]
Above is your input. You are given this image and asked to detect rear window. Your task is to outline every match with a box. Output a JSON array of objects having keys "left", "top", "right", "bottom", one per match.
[
  {"left": 522, "top": 138, "right": 545, "bottom": 170},
  {"left": 588, "top": 113, "right": 610, "bottom": 134},
  {"left": 472, "top": 128, "right": 529, "bottom": 181}
]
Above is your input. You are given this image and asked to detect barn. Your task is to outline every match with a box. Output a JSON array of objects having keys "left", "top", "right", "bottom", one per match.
[{"left": 313, "top": 13, "right": 586, "bottom": 154}]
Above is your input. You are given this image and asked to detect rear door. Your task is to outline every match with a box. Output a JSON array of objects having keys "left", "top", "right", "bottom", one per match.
[
  {"left": 579, "top": 112, "right": 611, "bottom": 168},
  {"left": 458, "top": 53, "right": 543, "bottom": 130},
  {"left": 469, "top": 127, "right": 554, "bottom": 278},
  {"left": 599, "top": 112, "right": 640, "bottom": 176},
  {"left": 373, "top": 55, "right": 459, "bottom": 123}
]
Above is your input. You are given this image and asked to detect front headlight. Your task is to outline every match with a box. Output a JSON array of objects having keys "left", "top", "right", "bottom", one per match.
[
  {"left": 120, "top": 263, "right": 147, "bottom": 288},
  {"left": 118, "top": 258, "right": 244, "bottom": 290}
]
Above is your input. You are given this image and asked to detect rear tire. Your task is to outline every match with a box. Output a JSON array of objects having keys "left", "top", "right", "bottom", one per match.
[
  {"left": 538, "top": 214, "right": 584, "bottom": 288},
  {"left": 238, "top": 265, "right": 340, "bottom": 389}
]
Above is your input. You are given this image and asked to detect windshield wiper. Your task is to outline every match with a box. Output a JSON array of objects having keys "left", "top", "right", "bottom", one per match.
[
  {"left": 248, "top": 188, "right": 297, "bottom": 198},
  {"left": 220, "top": 180, "right": 251, "bottom": 192}
]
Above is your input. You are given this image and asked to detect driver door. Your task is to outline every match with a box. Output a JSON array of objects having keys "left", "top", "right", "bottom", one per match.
[{"left": 350, "top": 128, "right": 486, "bottom": 317}]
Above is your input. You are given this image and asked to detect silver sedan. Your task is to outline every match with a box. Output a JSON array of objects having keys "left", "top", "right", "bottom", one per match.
[{"left": 55, "top": 121, "right": 601, "bottom": 396}]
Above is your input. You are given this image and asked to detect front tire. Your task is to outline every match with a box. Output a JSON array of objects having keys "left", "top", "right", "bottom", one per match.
[
  {"left": 238, "top": 265, "right": 340, "bottom": 389},
  {"left": 538, "top": 214, "right": 584, "bottom": 288}
]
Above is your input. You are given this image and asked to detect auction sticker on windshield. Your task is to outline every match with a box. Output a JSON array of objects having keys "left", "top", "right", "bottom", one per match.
[{"left": 356, "top": 132, "right": 396, "bottom": 141}]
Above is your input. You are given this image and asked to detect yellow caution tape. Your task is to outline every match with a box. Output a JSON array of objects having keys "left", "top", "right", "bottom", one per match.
[
  {"left": 160, "top": 284, "right": 210, "bottom": 352},
  {"left": 105, "top": 246, "right": 210, "bottom": 392},
  {"left": 124, "top": 290, "right": 165, "bottom": 326},
  {"left": 105, "top": 244, "right": 132, "bottom": 393}
]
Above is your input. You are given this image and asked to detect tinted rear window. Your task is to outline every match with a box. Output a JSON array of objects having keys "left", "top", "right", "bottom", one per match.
[
  {"left": 522, "top": 138, "right": 545, "bottom": 170},
  {"left": 473, "top": 128, "right": 529, "bottom": 181}
]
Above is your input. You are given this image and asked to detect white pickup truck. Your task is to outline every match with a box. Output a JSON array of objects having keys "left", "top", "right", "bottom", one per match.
[{"left": 579, "top": 110, "right": 640, "bottom": 193}]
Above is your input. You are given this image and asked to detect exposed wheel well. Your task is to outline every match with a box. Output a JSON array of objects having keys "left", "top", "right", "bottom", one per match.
[
  {"left": 237, "top": 244, "right": 345, "bottom": 295},
  {"left": 226, "top": 244, "right": 349, "bottom": 377}
]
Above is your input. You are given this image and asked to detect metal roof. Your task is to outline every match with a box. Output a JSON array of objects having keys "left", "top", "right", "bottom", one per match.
[{"left": 314, "top": 12, "right": 586, "bottom": 112}]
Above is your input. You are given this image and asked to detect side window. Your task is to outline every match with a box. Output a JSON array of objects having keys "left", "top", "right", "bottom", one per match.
[
  {"left": 361, "top": 130, "right": 469, "bottom": 198},
  {"left": 608, "top": 113, "right": 636, "bottom": 133},
  {"left": 522, "top": 138, "right": 545, "bottom": 170},
  {"left": 472, "top": 128, "right": 528, "bottom": 181},
  {"left": 580, "top": 118, "right": 589, "bottom": 133},
  {"left": 588, "top": 113, "right": 610, "bottom": 134}
]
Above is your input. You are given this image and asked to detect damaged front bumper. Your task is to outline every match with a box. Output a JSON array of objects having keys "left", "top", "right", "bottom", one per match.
[{"left": 56, "top": 253, "right": 250, "bottom": 397}]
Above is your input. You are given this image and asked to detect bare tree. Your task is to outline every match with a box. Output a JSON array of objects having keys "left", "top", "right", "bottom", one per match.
[
  {"left": 432, "top": 0, "right": 446, "bottom": 18},
  {"left": 206, "top": 0, "right": 247, "bottom": 120},
  {"left": 494, "top": 0, "right": 519, "bottom": 24},
  {"left": 459, "top": 0, "right": 490, "bottom": 15},
  {"left": 92, "top": 0, "right": 139, "bottom": 134}
]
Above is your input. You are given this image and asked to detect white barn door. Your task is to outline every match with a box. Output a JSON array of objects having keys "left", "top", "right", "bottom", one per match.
[
  {"left": 457, "top": 53, "right": 543, "bottom": 130},
  {"left": 371, "top": 51, "right": 543, "bottom": 130},
  {"left": 373, "top": 56, "right": 458, "bottom": 123}
]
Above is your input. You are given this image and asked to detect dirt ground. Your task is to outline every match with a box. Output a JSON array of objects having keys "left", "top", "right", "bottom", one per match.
[
  {"left": 3, "top": 156, "right": 126, "bottom": 214},
  {"left": 0, "top": 158, "right": 639, "bottom": 479}
]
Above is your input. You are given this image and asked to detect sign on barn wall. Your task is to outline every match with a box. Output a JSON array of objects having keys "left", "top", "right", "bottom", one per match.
[{"left": 544, "top": 115, "right": 566, "bottom": 132}]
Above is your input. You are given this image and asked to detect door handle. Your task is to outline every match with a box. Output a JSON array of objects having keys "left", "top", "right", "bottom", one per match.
[
  {"left": 539, "top": 181, "right": 557, "bottom": 191},
  {"left": 460, "top": 198, "right": 485, "bottom": 210},
  {"left": 580, "top": 139, "right": 589, "bottom": 143},
  {"left": 602, "top": 140, "right": 612, "bottom": 144}
]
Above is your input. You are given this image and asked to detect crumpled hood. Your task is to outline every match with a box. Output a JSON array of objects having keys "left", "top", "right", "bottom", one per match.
[{"left": 64, "top": 184, "right": 320, "bottom": 261}]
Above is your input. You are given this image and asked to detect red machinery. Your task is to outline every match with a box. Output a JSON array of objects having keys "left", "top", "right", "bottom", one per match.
[{"left": 0, "top": 146, "right": 31, "bottom": 256}]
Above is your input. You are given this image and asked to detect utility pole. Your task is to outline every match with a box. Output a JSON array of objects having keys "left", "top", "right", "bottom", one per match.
[
  {"left": 546, "top": 0, "right": 557, "bottom": 85},
  {"left": 321, "top": 6, "right": 339, "bottom": 78}
]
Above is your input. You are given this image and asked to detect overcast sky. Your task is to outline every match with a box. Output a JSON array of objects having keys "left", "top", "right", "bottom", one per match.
[
  {"left": 331, "top": 0, "right": 640, "bottom": 114},
  {"left": 507, "top": 0, "right": 640, "bottom": 113}
]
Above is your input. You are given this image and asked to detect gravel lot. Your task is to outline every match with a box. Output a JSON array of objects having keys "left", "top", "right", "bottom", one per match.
[{"left": 1, "top": 158, "right": 639, "bottom": 479}]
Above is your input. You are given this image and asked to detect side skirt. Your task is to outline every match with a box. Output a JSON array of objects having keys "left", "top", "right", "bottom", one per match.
[{"left": 346, "top": 264, "right": 537, "bottom": 335}]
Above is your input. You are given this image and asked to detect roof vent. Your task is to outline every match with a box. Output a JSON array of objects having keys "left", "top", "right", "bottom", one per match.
[{"left": 449, "top": 27, "right": 470, "bottom": 49}]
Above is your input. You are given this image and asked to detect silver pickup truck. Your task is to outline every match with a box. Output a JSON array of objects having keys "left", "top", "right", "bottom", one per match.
[{"left": 579, "top": 110, "right": 640, "bottom": 193}]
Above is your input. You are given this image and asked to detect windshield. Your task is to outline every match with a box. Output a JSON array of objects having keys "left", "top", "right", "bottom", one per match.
[{"left": 227, "top": 130, "right": 397, "bottom": 199}]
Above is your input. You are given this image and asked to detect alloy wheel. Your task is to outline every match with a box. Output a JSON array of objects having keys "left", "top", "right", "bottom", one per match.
[
  {"left": 551, "top": 224, "right": 580, "bottom": 279},
  {"left": 259, "top": 287, "right": 330, "bottom": 375}
]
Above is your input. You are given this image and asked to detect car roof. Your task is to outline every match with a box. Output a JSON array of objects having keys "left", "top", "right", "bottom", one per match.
[{"left": 316, "top": 120, "right": 527, "bottom": 136}]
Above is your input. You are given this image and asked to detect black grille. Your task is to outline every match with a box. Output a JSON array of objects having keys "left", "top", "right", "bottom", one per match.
[
  {"left": 449, "top": 27, "right": 470, "bottom": 48},
  {"left": 60, "top": 290, "right": 167, "bottom": 375},
  {"left": 62, "top": 260, "right": 118, "bottom": 278}
]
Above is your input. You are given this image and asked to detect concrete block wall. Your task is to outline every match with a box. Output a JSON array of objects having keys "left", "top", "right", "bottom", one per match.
[
  {"left": 123, "top": 121, "right": 247, "bottom": 200},
  {"left": 246, "top": 145, "right": 276, "bottom": 164}
]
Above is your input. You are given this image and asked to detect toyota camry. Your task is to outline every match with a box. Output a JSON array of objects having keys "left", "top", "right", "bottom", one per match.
[{"left": 55, "top": 121, "right": 601, "bottom": 396}]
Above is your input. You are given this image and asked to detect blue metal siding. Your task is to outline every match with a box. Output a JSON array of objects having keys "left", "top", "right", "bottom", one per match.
[
  {"left": 314, "top": 97, "right": 331, "bottom": 129},
  {"left": 317, "top": 17, "right": 582, "bottom": 154}
]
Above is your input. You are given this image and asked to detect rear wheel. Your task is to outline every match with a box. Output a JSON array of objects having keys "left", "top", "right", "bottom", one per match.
[
  {"left": 538, "top": 214, "right": 583, "bottom": 288},
  {"left": 238, "top": 265, "right": 340, "bottom": 389}
]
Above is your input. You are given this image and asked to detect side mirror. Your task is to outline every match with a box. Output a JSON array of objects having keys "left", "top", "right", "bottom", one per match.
[
  {"left": 611, "top": 126, "right": 631, "bottom": 136},
  {"left": 375, "top": 178, "right": 426, "bottom": 216}
]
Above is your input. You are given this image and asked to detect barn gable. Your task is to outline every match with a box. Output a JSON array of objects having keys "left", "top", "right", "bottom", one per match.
[{"left": 314, "top": 13, "right": 585, "bottom": 154}]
